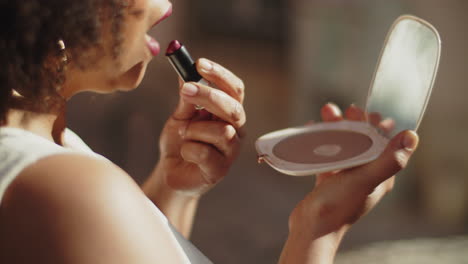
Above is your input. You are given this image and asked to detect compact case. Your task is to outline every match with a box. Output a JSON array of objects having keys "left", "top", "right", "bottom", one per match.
[{"left": 256, "top": 15, "right": 441, "bottom": 176}]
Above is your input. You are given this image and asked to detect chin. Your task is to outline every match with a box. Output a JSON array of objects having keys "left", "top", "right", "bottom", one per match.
[{"left": 116, "top": 61, "right": 148, "bottom": 92}]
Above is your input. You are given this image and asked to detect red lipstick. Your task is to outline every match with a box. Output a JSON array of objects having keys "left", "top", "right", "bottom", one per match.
[{"left": 166, "top": 40, "right": 182, "bottom": 55}]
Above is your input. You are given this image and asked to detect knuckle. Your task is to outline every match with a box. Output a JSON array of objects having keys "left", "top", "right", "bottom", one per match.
[
  {"left": 220, "top": 124, "right": 237, "bottom": 143},
  {"left": 386, "top": 182, "right": 395, "bottom": 194},
  {"left": 197, "top": 145, "right": 211, "bottom": 163},
  {"left": 314, "top": 200, "right": 336, "bottom": 220},
  {"left": 392, "top": 150, "right": 409, "bottom": 171},
  {"left": 213, "top": 64, "right": 227, "bottom": 79},
  {"left": 180, "top": 121, "right": 191, "bottom": 138},
  {"left": 205, "top": 176, "right": 218, "bottom": 186},
  {"left": 356, "top": 170, "right": 379, "bottom": 193},
  {"left": 230, "top": 101, "right": 244, "bottom": 123},
  {"left": 385, "top": 178, "right": 395, "bottom": 193},
  {"left": 180, "top": 143, "right": 192, "bottom": 161},
  {"left": 203, "top": 171, "right": 219, "bottom": 185},
  {"left": 205, "top": 160, "right": 229, "bottom": 185},
  {"left": 236, "top": 79, "right": 245, "bottom": 95},
  {"left": 208, "top": 88, "right": 221, "bottom": 103},
  {"left": 221, "top": 68, "right": 230, "bottom": 81}
]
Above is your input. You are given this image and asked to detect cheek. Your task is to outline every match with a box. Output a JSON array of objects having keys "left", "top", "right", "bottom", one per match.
[{"left": 117, "top": 35, "right": 144, "bottom": 67}]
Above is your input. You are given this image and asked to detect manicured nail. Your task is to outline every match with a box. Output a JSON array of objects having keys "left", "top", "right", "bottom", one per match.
[
  {"left": 327, "top": 102, "right": 342, "bottom": 116},
  {"left": 182, "top": 83, "right": 199, "bottom": 96},
  {"left": 402, "top": 130, "right": 418, "bottom": 151},
  {"left": 198, "top": 59, "right": 213, "bottom": 72}
]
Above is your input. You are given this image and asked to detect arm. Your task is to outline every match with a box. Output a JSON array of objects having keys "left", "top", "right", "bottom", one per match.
[
  {"left": 143, "top": 58, "right": 246, "bottom": 237},
  {"left": 142, "top": 162, "right": 200, "bottom": 238},
  {"left": 278, "top": 104, "right": 419, "bottom": 263},
  {"left": 1, "top": 154, "right": 190, "bottom": 263},
  {"left": 279, "top": 228, "right": 346, "bottom": 264}
]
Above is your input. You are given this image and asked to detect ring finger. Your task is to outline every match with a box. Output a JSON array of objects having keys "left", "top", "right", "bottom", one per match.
[{"left": 181, "top": 120, "right": 240, "bottom": 158}]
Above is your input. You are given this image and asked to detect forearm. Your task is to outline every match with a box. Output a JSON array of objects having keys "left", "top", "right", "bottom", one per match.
[
  {"left": 279, "top": 216, "right": 347, "bottom": 264},
  {"left": 142, "top": 165, "right": 200, "bottom": 238}
]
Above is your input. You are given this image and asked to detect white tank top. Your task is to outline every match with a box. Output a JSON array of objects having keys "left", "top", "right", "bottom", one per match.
[{"left": 0, "top": 127, "right": 212, "bottom": 264}]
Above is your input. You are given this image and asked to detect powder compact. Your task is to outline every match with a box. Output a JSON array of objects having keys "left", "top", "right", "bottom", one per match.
[{"left": 256, "top": 15, "right": 441, "bottom": 176}]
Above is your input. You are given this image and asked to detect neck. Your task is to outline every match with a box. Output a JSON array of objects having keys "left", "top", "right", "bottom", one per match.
[{"left": 6, "top": 106, "right": 66, "bottom": 145}]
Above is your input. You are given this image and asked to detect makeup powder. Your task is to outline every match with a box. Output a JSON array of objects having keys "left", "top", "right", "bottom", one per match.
[{"left": 272, "top": 130, "right": 373, "bottom": 164}]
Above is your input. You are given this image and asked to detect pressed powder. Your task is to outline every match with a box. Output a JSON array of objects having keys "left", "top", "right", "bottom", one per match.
[{"left": 272, "top": 130, "right": 373, "bottom": 164}]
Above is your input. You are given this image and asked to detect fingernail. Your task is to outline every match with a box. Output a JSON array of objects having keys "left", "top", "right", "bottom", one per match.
[
  {"left": 327, "top": 102, "right": 342, "bottom": 116},
  {"left": 198, "top": 59, "right": 213, "bottom": 72},
  {"left": 182, "top": 83, "right": 198, "bottom": 96},
  {"left": 402, "top": 130, "right": 418, "bottom": 151}
]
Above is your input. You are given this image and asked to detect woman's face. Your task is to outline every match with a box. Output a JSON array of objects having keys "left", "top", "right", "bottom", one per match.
[{"left": 64, "top": 0, "right": 172, "bottom": 97}]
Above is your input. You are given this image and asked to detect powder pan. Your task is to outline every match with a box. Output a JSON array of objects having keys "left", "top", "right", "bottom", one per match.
[{"left": 256, "top": 121, "right": 388, "bottom": 176}]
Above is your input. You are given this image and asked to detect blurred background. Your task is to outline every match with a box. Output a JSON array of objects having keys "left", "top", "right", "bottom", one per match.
[{"left": 67, "top": 0, "right": 468, "bottom": 263}]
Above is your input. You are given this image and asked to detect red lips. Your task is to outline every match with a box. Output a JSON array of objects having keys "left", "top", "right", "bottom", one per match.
[
  {"left": 147, "top": 36, "right": 160, "bottom": 56},
  {"left": 152, "top": 5, "right": 172, "bottom": 28}
]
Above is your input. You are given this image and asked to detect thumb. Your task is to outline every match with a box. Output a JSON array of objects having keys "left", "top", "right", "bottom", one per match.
[
  {"left": 352, "top": 130, "right": 419, "bottom": 189},
  {"left": 172, "top": 83, "right": 198, "bottom": 120}
]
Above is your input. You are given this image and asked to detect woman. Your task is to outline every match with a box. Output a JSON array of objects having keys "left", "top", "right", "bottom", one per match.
[{"left": 0, "top": 0, "right": 419, "bottom": 263}]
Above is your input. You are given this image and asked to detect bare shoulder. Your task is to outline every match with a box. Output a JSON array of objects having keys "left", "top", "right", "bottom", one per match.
[{"left": 0, "top": 154, "right": 187, "bottom": 264}]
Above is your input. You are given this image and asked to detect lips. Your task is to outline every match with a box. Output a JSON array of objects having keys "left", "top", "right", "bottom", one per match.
[
  {"left": 146, "top": 5, "right": 172, "bottom": 57},
  {"left": 152, "top": 5, "right": 173, "bottom": 28},
  {"left": 146, "top": 35, "right": 160, "bottom": 56}
]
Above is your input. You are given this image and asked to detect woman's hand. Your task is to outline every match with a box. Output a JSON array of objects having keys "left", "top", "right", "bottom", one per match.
[
  {"left": 158, "top": 58, "right": 245, "bottom": 194},
  {"left": 143, "top": 58, "right": 245, "bottom": 236},
  {"left": 279, "top": 103, "right": 419, "bottom": 264}
]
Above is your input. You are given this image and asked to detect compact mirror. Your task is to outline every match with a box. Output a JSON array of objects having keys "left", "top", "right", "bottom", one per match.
[
  {"left": 256, "top": 15, "right": 441, "bottom": 176},
  {"left": 366, "top": 16, "right": 440, "bottom": 138}
]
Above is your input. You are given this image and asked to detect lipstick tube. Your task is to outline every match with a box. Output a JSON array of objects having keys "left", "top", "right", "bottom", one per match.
[{"left": 166, "top": 41, "right": 209, "bottom": 110}]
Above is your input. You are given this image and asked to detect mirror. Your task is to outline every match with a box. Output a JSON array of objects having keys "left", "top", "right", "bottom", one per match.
[
  {"left": 255, "top": 15, "right": 441, "bottom": 176},
  {"left": 366, "top": 16, "right": 441, "bottom": 138}
]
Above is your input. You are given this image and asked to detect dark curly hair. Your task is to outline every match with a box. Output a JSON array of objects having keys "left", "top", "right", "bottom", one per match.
[{"left": 0, "top": 0, "right": 130, "bottom": 125}]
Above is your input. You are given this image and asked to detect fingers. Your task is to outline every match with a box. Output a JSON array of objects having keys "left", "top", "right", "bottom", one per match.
[
  {"left": 349, "top": 130, "right": 419, "bottom": 191},
  {"left": 366, "top": 112, "right": 396, "bottom": 134},
  {"left": 180, "top": 141, "right": 228, "bottom": 184},
  {"left": 320, "top": 103, "right": 343, "bottom": 122},
  {"left": 323, "top": 104, "right": 393, "bottom": 130},
  {"left": 172, "top": 94, "right": 198, "bottom": 121},
  {"left": 196, "top": 58, "right": 245, "bottom": 103},
  {"left": 180, "top": 82, "right": 246, "bottom": 130},
  {"left": 344, "top": 105, "right": 395, "bottom": 135},
  {"left": 368, "top": 112, "right": 382, "bottom": 127},
  {"left": 344, "top": 104, "right": 366, "bottom": 121},
  {"left": 179, "top": 121, "right": 240, "bottom": 158},
  {"left": 378, "top": 118, "right": 396, "bottom": 134}
]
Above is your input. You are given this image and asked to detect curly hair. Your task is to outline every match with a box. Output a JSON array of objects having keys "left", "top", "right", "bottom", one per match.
[{"left": 0, "top": 0, "right": 129, "bottom": 125}]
